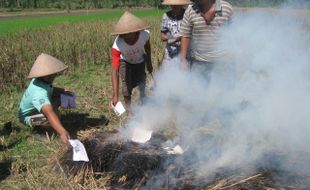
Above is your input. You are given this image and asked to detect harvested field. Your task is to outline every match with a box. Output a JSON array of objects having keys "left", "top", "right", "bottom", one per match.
[{"left": 54, "top": 130, "right": 310, "bottom": 189}]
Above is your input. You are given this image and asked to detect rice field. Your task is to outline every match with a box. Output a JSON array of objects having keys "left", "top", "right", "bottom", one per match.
[
  {"left": 0, "top": 9, "right": 165, "bottom": 36},
  {"left": 0, "top": 7, "right": 309, "bottom": 189},
  {"left": 0, "top": 9, "right": 165, "bottom": 92}
]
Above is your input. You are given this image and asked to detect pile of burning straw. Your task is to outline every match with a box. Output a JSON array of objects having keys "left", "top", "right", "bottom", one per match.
[{"left": 53, "top": 129, "right": 310, "bottom": 189}]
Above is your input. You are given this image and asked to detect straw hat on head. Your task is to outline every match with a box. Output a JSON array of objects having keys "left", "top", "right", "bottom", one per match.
[
  {"left": 111, "top": 11, "right": 149, "bottom": 36},
  {"left": 27, "top": 53, "right": 68, "bottom": 79},
  {"left": 162, "top": 0, "right": 191, "bottom": 5}
]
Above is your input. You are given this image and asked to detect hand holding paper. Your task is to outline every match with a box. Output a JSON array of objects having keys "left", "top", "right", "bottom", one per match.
[{"left": 111, "top": 101, "right": 126, "bottom": 116}]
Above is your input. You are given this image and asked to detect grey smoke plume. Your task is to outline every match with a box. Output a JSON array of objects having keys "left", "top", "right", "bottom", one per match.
[{"left": 120, "top": 6, "right": 310, "bottom": 184}]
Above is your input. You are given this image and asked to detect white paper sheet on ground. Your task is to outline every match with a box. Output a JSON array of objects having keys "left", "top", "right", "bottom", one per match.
[
  {"left": 111, "top": 101, "right": 126, "bottom": 116},
  {"left": 131, "top": 128, "right": 152, "bottom": 143},
  {"left": 164, "top": 145, "right": 184, "bottom": 154},
  {"left": 69, "top": 139, "right": 89, "bottom": 162}
]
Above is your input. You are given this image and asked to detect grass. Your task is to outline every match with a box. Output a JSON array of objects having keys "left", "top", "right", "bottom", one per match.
[
  {"left": 0, "top": 22, "right": 162, "bottom": 185},
  {"left": 0, "top": 9, "right": 165, "bottom": 36},
  {"left": 0, "top": 64, "right": 117, "bottom": 189}
]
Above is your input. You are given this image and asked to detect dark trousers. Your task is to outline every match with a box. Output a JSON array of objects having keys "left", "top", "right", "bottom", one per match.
[{"left": 120, "top": 60, "right": 146, "bottom": 97}]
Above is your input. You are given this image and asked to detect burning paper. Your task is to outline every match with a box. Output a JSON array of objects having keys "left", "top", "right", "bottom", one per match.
[
  {"left": 131, "top": 128, "right": 152, "bottom": 143},
  {"left": 69, "top": 139, "right": 89, "bottom": 162}
]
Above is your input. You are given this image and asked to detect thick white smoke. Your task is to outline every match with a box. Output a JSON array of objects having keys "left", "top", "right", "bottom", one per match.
[{"left": 120, "top": 6, "right": 310, "bottom": 183}]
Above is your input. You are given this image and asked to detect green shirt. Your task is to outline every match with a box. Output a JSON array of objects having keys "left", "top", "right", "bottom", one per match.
[{"left": 18, "top": 78, "right": 53, "bottom": 125}]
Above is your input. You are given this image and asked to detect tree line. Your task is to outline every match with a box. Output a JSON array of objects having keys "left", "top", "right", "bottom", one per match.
[
  {"left": 1, "top": 0, "right": 309, "bottom": 10},
  {"left": 1, "top": 0, "right": 160, "bottom": 9}
]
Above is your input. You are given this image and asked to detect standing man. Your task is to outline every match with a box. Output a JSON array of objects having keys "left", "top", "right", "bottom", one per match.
[
  {"left": 180, "top": 0, "right": 233, "bottom": 71},
  {"left": 110, "top": 11, "right": 153, "bottom": 116}
]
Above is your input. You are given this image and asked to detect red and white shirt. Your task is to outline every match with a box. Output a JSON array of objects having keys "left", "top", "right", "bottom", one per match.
[{"left": 112, "top": 30, "right": 150, "bottom": 69}]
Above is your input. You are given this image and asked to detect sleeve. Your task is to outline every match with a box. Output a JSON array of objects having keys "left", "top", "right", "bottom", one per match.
[
  {"left": 160, "top": 13, "right": 169, "bottom": 33},
  {"left": 222, "top": 1, "right": 234, "bottom": 25},
  {"left": 227, "top": 3, "right": 234, "bottom": 24},
  {"left": 112, "top": 48, "right": 121, "bottom": 69},
  {"left": 141, "top": 30, "right": 150, "bottom": 44},
  {"left": 32, "top": 90, "right": 51, "bottom": 112},
  {"left": 179, "top": 6, "right": 193, "bottom": 37}
]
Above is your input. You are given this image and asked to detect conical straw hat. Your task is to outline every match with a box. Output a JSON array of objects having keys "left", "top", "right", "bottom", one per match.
[
  {"left": 111, "top": 11, "right": 149, "bottom": 35},
  {"left": 27, "top": 53, "right": 68, "bottom": 78},
  {"left": 162, "top": 0, "right": 191, "bottom": 5}
]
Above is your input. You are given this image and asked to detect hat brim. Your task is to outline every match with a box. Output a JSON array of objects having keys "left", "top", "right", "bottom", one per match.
[
  {"left": 111, "top": 25, "right": 150, "bottom": 36},
  {"left": 27, "top": 66, "right": 68, "bottom": 79},
  {"left": 162, "top": 2, "right": 190, "bottom": 5}
]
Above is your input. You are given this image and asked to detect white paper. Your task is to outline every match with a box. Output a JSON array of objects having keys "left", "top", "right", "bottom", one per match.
[
  {"left": 131, "top": 128, "right": 152, "bottom": 143},
  {"left": 164, "top": 145, "right": 184, "bottom": 155},
  {"left": 69, "top": 139, "right": 89, "bottom": 162},
  {"left": 111, "top": 101, "right": 126, "bottom": 116}
]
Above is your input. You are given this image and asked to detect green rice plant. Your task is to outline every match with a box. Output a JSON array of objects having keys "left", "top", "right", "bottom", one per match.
[{"left": 0, "top": 9, "right": 165, "bottom": 36}]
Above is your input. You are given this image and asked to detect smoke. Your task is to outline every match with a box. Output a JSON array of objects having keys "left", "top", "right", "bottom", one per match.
[
  {"left": 285, "top": 0, "right": 310, "bottom": 9},
  {"left": 120, "top": 6, "right": 310, "bottom": 186}
]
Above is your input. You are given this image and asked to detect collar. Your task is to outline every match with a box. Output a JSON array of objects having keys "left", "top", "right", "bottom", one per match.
[
  {"left": 36, "top": 78, "right": 53, "bottom": 87},
  {"left": 124, "top": 32, "right": 140, "bottom": 45}
]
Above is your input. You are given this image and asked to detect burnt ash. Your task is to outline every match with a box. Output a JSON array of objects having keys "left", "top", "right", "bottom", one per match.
[{"left": 55, "top": 131, "right": 310, "bottom": 189}]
